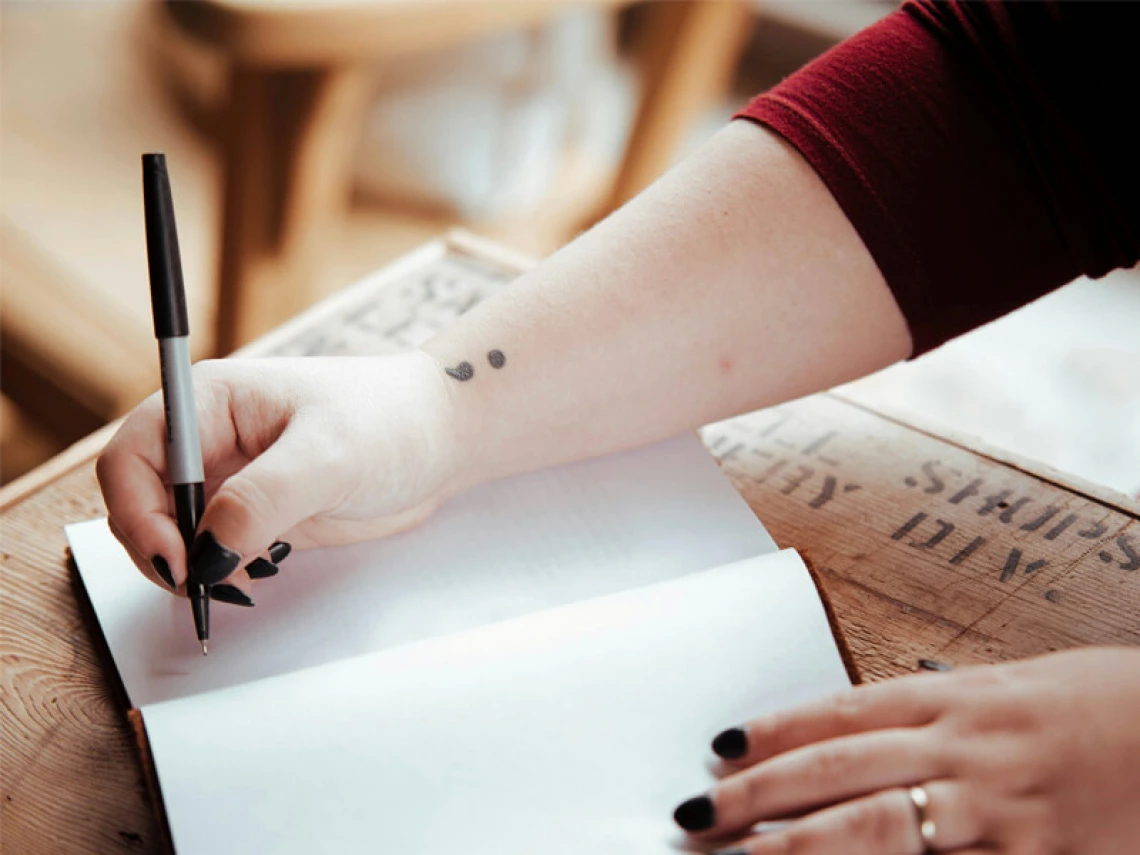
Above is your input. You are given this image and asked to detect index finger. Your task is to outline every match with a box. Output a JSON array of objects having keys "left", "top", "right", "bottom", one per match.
[{"left": 96, "top": 393, "right": 191, "bottom": 590}]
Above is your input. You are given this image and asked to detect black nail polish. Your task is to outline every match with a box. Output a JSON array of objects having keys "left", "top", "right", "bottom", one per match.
[
  {"left": 209, "top": 584, "right": 254, "bottom": 607},
  {"left": 917, "top": 658, "right": 953, "bottom": 672},
  {"left": 712, "top": 849, "right": 750, "bottom": 855},
  {"left": 151, "top": 555, "right": 176, "bottom": 591},
  {"left": 712, "top": 727, "right": 748, "bottom": 760},
  {"left": 187, "top": 531, "right": 241, "bottom": 586},
  {"left": 673, "top": 795, "right": 715, "bottom": 832},
  {"left": 268, "top": 541, "right": 292, "bottom": 563},
  {"left": 246, "top": 558, "right": 279, "bottom": 580}
]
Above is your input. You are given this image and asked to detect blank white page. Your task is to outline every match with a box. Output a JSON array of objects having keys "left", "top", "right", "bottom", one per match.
[
  {"left": 143, "top": 549, "right": 850, "bottom": 855},
  {"left": 67, "top": 434, "right": 776, "bottom": 707}
]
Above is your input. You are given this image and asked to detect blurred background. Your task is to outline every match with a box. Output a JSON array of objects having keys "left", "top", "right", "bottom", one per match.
[{"left": 1, "top": 0, "right": 1137, "bottom": 497}]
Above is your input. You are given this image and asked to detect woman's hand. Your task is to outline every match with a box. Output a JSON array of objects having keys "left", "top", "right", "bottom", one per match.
[
  {"left": 673, "top": 646, "right": 1140, "bottom": 854},
  {"left": 97, "top": 351, "right": 460, "bottom": 599}
]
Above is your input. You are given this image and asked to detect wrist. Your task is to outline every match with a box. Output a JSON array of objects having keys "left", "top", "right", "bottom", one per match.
[{"left": 414, "top": 346, "right": 495, "bottom": 499}]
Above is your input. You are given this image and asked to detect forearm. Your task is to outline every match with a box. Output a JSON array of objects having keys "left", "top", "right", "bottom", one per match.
[{"left": 423, "top": 122, "right": 912, "bottom": 491}]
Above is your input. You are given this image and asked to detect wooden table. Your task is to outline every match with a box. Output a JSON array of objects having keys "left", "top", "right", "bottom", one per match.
[{"left": 2, "top": 232, "right": 1138, "bottom": 853}]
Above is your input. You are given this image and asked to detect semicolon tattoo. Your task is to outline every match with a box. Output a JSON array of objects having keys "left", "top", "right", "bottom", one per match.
[
  {"left": 444, "top": 361, "right": 474, "bottom": 382},
  {"left": 444, "top": 350, "right": 506, "bottom": 382}
]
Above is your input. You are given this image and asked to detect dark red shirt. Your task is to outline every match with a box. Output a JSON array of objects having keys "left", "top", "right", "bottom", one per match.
[{"left": 736, "top": 1, "right": 1140, "bottom": 355}]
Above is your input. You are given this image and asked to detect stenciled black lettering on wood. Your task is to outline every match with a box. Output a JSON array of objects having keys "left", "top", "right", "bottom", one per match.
[
  {"left": 1099, "top": 534, "right": 1140, "bottom": 572},
  {"left": 915, "top": 520, "right": 955, "bottom": 549},
  {"left": 1078, "top": 519, "right": 1109, "bottom": 539},
  {"left": 978, "top": 490, "right": 1013, "bottom": 516},
  {"left": 950, "top": 536, "right": 985, "bottom": 565},
  {"left": 999, "top": 548, "right": 1047, "bottom": 583},
  {"left": 801, "top": 430, "right": 840, "bottom": 465},
  {"left": 755, "top": 458, "right": 788, "bottom": 485},
  {"left": 903, "top": 461, "right": 945, "bottom": 495},
  {"left": 1044, "top": 514, "right": 1078, "bottom": 540},
  {"left": 998, "top": 497, "right": 1033, "bottom": 523},
  {"left": 948, "top": 478, "right": 983, "bottom": 505},
  {"left": 808, "top": 476, "right": 836, "bottom": 509},
  {"left": 892, "top": 512, "right": 928, "bottom": 541},
  {"left": 1020, "top": 507, "right": 1060, "bottom": 532},
  {"left": 781, "top": 465, "right": 814, "bottom": 496},
  {"left": 719, "top": 442, "right": 746, "bottom": 462}
]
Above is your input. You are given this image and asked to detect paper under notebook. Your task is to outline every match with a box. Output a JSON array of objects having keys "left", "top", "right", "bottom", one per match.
[{"left": 67, "top": 434, "right": 854, "bottom": 853}]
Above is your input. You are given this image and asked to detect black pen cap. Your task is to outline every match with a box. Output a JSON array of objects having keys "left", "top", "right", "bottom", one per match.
[{"left": 142, "top": 153, "right": 190, "bottom": 339}]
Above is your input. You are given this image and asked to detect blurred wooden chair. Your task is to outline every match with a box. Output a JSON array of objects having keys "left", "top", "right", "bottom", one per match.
[
  {"left": 1, "top": 0, "right": 751, "bottom": 473},
  {"left": 166, "top": 0, "right": 753, "bottom": 352},
  {"left": 1, "top": 2, "right": 219, "bottom": 458}
]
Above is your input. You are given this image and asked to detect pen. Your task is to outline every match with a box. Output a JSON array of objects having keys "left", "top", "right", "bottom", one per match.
[{"left": 142, "top": 153, "right": 209, "bottom": 655}]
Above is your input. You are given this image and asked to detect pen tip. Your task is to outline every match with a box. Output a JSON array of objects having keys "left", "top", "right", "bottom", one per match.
[{"left": 201, "top": 641, "right": 208, "bottom": 656}]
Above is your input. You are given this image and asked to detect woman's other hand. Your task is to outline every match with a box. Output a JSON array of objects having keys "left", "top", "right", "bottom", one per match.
[{"left": 674, "top": 646, "right": 1140, "bottom": 854}]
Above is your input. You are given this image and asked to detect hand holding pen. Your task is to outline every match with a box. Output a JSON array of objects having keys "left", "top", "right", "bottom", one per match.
[
  {"left": 94, "top": 156, "right": 461, "bottom": 647},
  {"left": 94, "top": 154, "right": 294, "bottom": 652},
  {"left": 94, "top": 353, "right": 455, "bottom": 639}
]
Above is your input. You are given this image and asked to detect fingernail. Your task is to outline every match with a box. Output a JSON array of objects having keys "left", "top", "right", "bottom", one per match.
[
  {"left": 917, "top": 658, "right": 953, "bottom": 672},
  {"left": 187, "top": 531, "right": 241, "bottom": 586},
  {"left": 246, "top": 558, "right": 279, "bottom": 580},
  {"left": 209, "top": 584, "right": 254, "bottom": 607},
  {"left": 712, "top": 849, "right": 750, "bottom": 855},
  {"left": 151, "top": 555, "right": 176, "bottom": 591},
  {"left": 711, "top": 727, "right": 748, "bottom": 760},
  {"left": 268, "top": 541, "right": 292, "bottom": 563},
  {"left": 673, "top": 795, "right": 715, "bottom": 832}
]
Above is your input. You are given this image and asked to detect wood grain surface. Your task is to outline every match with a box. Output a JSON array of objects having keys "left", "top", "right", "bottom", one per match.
[{"left": 2, "top": 233, "right": 1137, "bottom": 853}]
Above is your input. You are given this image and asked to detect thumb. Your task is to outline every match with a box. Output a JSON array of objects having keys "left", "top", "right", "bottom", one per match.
[{"left": 187, "top": 424, "right": 340, "bottom": 585}]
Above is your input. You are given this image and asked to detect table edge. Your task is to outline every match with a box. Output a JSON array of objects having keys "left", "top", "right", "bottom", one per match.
[{"left": 831, "top": 391, "right": 1140, "bottom": 519}]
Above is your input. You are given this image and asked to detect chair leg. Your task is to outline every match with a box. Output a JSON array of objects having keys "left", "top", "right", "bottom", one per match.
[{"left": 213, "top": 63, "right": 370, "bottom": 354}]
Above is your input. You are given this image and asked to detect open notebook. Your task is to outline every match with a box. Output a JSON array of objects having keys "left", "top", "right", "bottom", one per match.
[{"left": 67, "top": 434, "right": 855, "bottom": 854}]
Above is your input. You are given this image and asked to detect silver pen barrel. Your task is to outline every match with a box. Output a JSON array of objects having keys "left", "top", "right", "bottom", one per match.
[{"left": 158, "top": 336, "right": 204, "bottom": 486}]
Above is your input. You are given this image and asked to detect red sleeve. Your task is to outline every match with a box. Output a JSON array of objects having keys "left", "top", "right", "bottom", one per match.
[{"left": 735, "top": 0, "right": 1140, "bottom": 355}]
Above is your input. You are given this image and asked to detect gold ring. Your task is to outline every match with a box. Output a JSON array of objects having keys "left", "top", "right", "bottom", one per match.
[{"left": 907, "top": 785, "right": 937, "bottom": 851}]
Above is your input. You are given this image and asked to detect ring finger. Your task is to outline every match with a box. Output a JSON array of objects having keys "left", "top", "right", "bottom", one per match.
[{"left": 721, "top": 781, "right": 983, "bottom": 855}]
